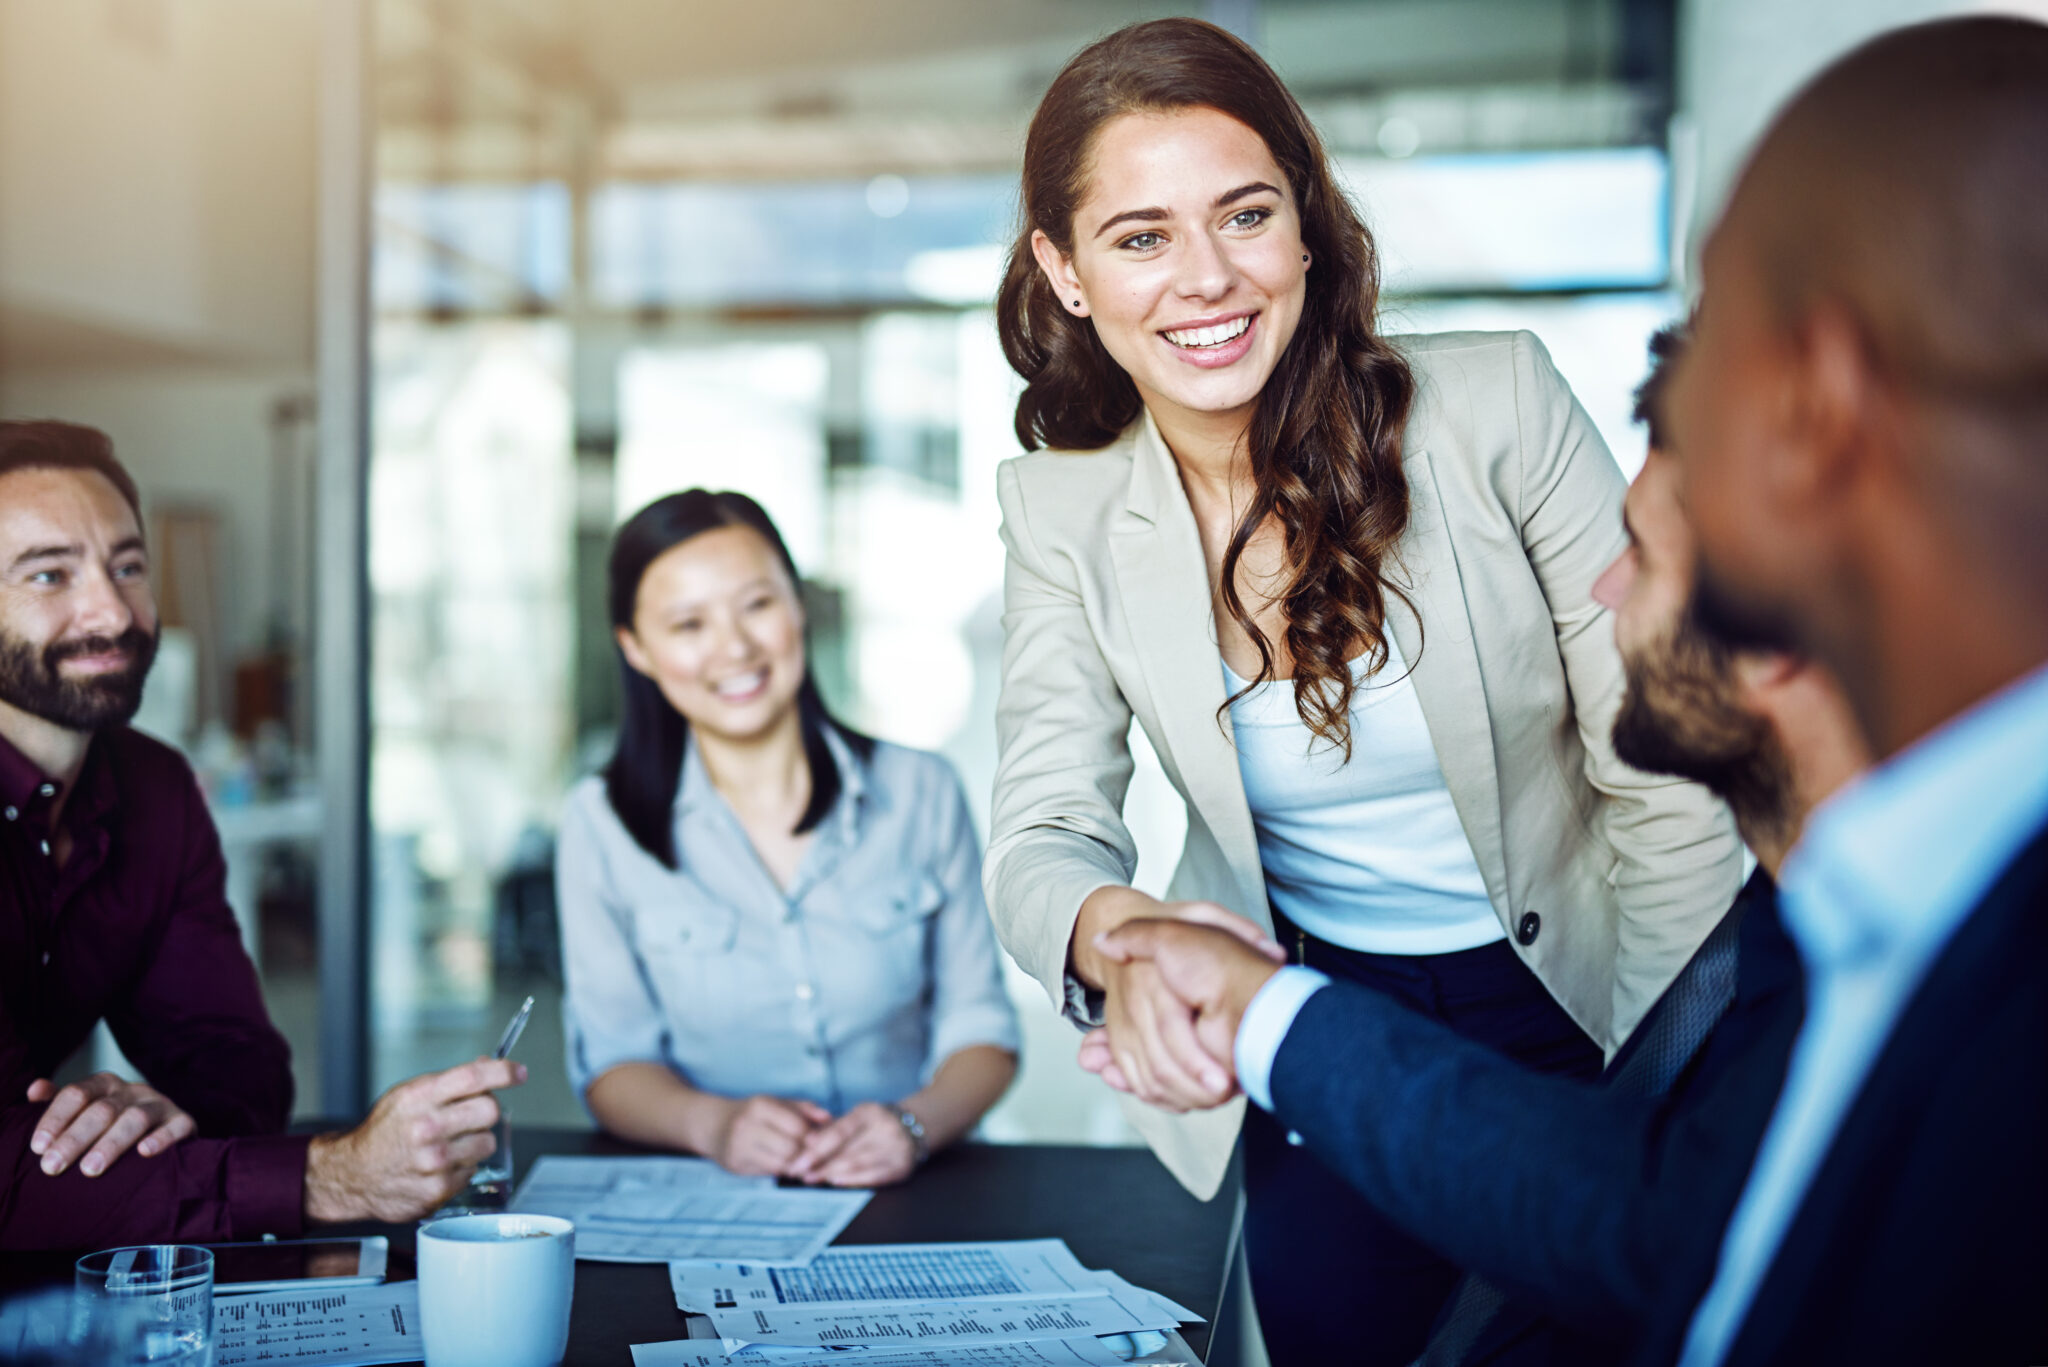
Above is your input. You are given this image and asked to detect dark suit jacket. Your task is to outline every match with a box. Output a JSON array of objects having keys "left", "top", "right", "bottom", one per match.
[
  {"left": 1267, "top": 871, "right": 1800, "bottom": 1355},
  {"left": 1632, "top": 823, "right": 2048, "bottom": 1366}
]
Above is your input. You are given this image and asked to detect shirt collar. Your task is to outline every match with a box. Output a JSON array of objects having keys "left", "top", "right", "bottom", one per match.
[
  {"left": 0, "top": 729, "right": 48, "bottom": 814},
  {"left": 0, "top": 728, "right": 116, "bottom": 827},
  {"left": 673, "top": 723, "right": 872, "bottom": 841},
  {"left": 1780, "top": 660, "right": 2048, "bottom": 969}
]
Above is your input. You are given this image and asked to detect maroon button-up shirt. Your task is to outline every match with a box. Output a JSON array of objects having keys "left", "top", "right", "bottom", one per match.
[{"left": 0, "top": 726, "right": 308, "bottom": 1250}]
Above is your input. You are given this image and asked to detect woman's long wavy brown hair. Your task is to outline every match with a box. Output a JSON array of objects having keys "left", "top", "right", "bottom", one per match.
[{"left": 996, "top": 17, "right": 1416, "bottom": 756}]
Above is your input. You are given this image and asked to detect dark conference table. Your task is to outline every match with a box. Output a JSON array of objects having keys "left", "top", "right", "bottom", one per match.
[{"left": 332, "top": 1128, "right": 1237, "bottom": 1364}]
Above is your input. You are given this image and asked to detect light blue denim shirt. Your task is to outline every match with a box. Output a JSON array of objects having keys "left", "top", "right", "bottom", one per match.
[{"left": 556, "top": 730, "right": 1021, "bottom": 1114}]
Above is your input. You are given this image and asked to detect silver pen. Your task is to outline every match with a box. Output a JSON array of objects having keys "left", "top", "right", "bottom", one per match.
[{"left": 492, "top": 995, "right": 536, "bottom": 1061}]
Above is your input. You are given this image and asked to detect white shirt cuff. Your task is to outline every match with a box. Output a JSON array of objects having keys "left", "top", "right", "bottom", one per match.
[{"left": 1235, "top": 966, "right": 1331, "bottom": 1113}]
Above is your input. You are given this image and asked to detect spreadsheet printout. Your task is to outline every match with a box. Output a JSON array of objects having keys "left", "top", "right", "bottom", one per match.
[
  {"left": 212, "top": 1282, "right": 421, "bottom": 1367},
  {"left": 669, "top": 1240, "right": 1106, "bottom": 1309},
  {"left": 709, "top": 1288, "right": 1179, "bottom": 1353},
  {"left": 511, "top": 1154, "right": 866, "bottom": 1264},
  {"left": 630, "top": 1335, "right": 1139, "bottom": 1367},
  {"left": 583, "top": 1186, "right": 871, "bottom": 1266}
]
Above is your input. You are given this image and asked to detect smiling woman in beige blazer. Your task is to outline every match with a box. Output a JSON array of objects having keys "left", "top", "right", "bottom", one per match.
[{"left": 982, "top": 19, "right": 1742, "bottom": 1367}]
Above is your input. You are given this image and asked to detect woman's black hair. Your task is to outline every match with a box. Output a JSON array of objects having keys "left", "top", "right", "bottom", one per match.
[{"left": 603, "top": 489, "right": 873, "bottom": 869}]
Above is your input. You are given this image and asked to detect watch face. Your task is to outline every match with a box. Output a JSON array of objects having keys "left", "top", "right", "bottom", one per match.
[{"left": 892, "top": 1106, "right": 929, "bottom": 1162}]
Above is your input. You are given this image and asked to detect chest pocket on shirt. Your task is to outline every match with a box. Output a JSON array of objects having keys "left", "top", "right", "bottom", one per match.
[
  {"left": 844, "top": 871, "right": 946, "bottom": 938},
  {"left": 634, "top": 895, "right": 738, "bottom": 960},
  {"left": 631, "top": 894, "right": 741, "bottom": 1024}
]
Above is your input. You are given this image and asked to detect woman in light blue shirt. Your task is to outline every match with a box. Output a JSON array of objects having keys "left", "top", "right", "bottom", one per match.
[{"left": 557, "top": 490, "right": 1019, "bottom": 1185}]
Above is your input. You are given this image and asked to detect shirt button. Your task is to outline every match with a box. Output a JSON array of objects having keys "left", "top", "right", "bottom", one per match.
[
  {"left": 41, "top": 952, "right": 50, "bottom": 966},
  {"left": 38, "top": 840, "right": 50, "bottom": 857},
  {"left": 37, "top": 783, "right": 54, "bottom": 798},
  {"left": 795, "top": 983, "right": 815, "bottom": 1001},
  {"left": 3, "top": 807, "right": 15, "bottom": 821},
  {"left": 1516, "top": 912, "right": 1541, "bottom": 946},
  {"left": 1286, "top": 1130, "right": 1305, "bottom": 1147}
]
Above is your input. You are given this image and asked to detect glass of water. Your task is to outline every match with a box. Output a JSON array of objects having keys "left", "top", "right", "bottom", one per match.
[
  {"left": 73, "top": 1245, "right": 212, "bottom": 1365},
  {"left": 468, "top": 1103, "right": 513, "bottom": 1197}
]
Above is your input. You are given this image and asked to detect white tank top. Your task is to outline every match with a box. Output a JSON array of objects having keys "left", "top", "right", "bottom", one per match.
[{"left": 1224, "top": 634, "right": 1506, "bottom": 955}]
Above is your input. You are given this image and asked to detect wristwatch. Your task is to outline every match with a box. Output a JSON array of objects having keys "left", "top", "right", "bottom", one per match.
[{"left": 889, "top": 1105, "right": 930, "bottom": 1166}]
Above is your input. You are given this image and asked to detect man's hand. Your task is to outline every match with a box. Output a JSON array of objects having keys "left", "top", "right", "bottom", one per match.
[
  {"left": 1071, "top": 893, "right": 1286, "bottom": 1114},
  {"left": 26, "top": 1074, "right": 196, "bottom": 1178},
  {"left": 302, "top": 1058, "right": 526, "bottom": 1225},
  {"left": 787, "top": 1102, "right": 918, "bottom": 1188},
  {"left": 1081, "top": 919, "right": 1286, "bottom": 1105},
  {"left": 706, "top": 1096, "right": 831, "bottom": 1178}
]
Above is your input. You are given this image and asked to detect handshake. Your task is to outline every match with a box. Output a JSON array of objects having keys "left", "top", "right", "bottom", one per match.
[{"left": 1073, "top": 896, "right": 1292, "bottom": 1114}]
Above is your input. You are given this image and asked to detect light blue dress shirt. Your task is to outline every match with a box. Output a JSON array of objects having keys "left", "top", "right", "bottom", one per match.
[
  {"left": 1678, "top": 662, "right": 2048, "bottom": 1366},
  {"left": 1235, "top": 965, "right": 1332, "bottom": 1113},
  {"left": 556, "top": 730, "right": 1020, "bottom": 1115}
]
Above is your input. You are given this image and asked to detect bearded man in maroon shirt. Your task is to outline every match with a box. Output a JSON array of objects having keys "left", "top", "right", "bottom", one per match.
[{"left": 0, "top": 419, "right": 525, "bottom": 1249}]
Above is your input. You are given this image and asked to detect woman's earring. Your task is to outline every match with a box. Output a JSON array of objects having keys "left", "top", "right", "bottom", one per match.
[{"left": 1301, "top": 253, "right": 1310, "bottom": 263}]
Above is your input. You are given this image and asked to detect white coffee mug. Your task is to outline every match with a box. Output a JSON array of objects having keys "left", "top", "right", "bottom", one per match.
[{"left": 417, "top": 1213, "right": 575, "bottom": 1367}]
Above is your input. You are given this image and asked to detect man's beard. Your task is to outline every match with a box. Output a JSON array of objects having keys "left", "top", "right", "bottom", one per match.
[
  {"left": 1612, "top": 600, "right": 1793, "bottom": 837},
  {"left": 0, "top": 624, "right": 159, "bottom": 732},
  {"left": 1692, "top": 559, "right": 1804, "bottom": 656}
]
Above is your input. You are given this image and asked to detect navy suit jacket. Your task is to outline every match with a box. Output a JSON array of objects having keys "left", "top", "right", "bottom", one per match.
[
  {"left": 1267, "top": 871, "right": 1801, "bottom": 1355},
  {"left": 1632, "top": 823, "right": 2048, "bottom": 1366}
]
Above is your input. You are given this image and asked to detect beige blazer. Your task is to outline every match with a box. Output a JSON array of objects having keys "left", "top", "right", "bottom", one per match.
[{"left": 984, "top": 330, "right": 1744, "bottom": 1199}]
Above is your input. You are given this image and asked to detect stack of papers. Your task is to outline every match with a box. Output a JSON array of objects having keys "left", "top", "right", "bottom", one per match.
[
  {"left": 643, "top": 1239, "right": 1200, "bottom": 1367},
  {"left": 510, "top": 1155, "right": 871, "bottom": 1265}
]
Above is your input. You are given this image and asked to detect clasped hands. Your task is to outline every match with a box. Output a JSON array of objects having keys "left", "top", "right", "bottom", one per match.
[
  {"left": 1072, "top": 894, "right": 1290, "bottom": 1114},
  {"left": 709, "top": 1095, "right": 919, "bottom": 1188}
]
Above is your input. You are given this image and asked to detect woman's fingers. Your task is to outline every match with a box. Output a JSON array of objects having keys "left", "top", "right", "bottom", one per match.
[
  {"left": 1174, "top": 903, "right": 1287, "bottom": 962},
  {"left": 1152, "top": 992, "right": 1233, "bottom": 1103},
  {"left": 790, "top": 1115, "right": 861, "bottom": 1180},
  {"left": 746, "top": 1097, "right": 817, "bottom": 1141},
  {"left": 1119, "top": 964, "right": 1215, "bottom": 1112}
]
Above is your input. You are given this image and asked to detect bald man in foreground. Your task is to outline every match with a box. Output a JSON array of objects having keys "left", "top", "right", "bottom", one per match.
[{"left": 1651, "top": 17, "right": 2048, "bottom": 1366}]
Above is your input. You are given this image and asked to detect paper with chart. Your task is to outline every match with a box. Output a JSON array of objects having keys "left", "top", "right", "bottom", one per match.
[
  {"left": 511, "top": 1154, "right": 868, "bottom": 1264},
  {"left": 212, "top": 1281, "right": 420, "bottom": 1367},
  {"left": 669, "top": 1239, "right": 1200, "bottom": 1323},
  {"left": 630, "top": 1335, "right": 1141, "bottom": 1366},
  {"left": 710, "top": 1287, "right": 1179, "bottom": 1353}
]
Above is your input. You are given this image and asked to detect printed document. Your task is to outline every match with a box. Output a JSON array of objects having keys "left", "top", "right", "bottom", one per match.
[
  {"left": 213, "top": 1281, "right": 420, "bottom": 1367},
  {"left": 669, "top": 1239, "right": 1200, "bottom": 1323},
  {"left": 630, "top": 1337, "right": 1134, "bottom": 1367},
  {"left": 710, "top": 1287, "right": 1179, "bottom": 1353},
  {"left": 512, "top": 1155, "right": 869, "bottom": 1264}
]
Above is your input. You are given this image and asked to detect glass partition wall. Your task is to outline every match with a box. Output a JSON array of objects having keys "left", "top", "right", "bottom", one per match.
[{"left": 365, "top": 0, "right": 1682, "bottom": 1138}]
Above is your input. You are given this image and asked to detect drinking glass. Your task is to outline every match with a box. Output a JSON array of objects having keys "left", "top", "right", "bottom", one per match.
[
  {"left": 73, "top": 1245, "right": 213, "bottom": 1366},
  {"left": 469, "top": 1103, "right": 513, "bottom": 1195}
]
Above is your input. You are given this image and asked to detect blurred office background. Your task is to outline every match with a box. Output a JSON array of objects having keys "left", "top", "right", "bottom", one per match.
[{"left": 0, "top": 0, "right": 2022, "bottom": 1141}]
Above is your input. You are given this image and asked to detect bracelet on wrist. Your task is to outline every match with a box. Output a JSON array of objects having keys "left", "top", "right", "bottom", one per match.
[{"left": 889, "top": 1104, "right": 930, "bottom": 1166}]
